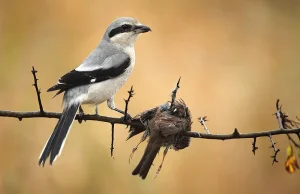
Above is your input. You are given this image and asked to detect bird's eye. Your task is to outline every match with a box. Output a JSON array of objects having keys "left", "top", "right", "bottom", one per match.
[{"left": 121, "top": 24, "right": 131, "bottom": 31}]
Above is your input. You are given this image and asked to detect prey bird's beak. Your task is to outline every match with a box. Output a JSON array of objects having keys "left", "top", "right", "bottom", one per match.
[{"left": 134, "top": 25, "right": 151, "bottom": 33}]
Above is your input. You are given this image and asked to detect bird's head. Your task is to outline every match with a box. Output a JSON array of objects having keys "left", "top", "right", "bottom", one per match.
[
  {"left": 104, "top": 17, "right": 151, "bottom": 46},
  {"left": 170, "top": 99, "right": 191, "bottom": 120}
]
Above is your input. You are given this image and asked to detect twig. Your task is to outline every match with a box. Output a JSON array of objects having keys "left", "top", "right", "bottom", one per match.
[
  {"left": 170, "top": 77, "right": 181, "bottom": 109},
  {"left": 268, "top": 134, "right": 280, "bottom": 165},
  {"left": 198, "top": 116, "right": 210, "bottom": 134},
  {"left": 252, "top": 137, "right": 258, "bottom": 155},
  {"left": 273, "top": 99, "right": 300, "bottom": 152},
  {"left": 111, "top": 123, "right": 115, "bottom": 159},
  {"left": 274, "top": 99, "right": 284, "bottom": 129},
  {"left": 124, "top": 86, "right": 134, "bottom": 120},
  {"left": 31, "top": 66, "right": 44, "bottom": 113},
  {"left": 274, "top": 99, "right": 293, "bottom": 129}
]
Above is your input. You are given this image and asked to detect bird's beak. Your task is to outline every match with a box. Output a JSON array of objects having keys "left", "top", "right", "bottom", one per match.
[{"left": 134, "top": 25, "right": 152, "bottom": 33}]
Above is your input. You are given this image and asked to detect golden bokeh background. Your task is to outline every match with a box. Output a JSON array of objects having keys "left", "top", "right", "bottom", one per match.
[{"left": 1, "top": 0, "right": 300, "bottom": 193}]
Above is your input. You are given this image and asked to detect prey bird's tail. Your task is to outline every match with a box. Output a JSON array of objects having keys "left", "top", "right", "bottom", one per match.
[
  {"left": 132, "top": 138, "right": 162, "bottom": 179},
  {"left": 39, "top": 103, "right": 80, "bottom": 166}
]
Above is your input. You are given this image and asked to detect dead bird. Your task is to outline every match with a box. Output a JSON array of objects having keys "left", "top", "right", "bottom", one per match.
[{"left": 129, "top": 99, "right": 192, "bottom": 179}]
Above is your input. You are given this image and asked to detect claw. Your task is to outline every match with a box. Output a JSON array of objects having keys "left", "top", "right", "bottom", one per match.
[
  {"left": 154, "top": 146, "right": 169, "bottom": 179},
  {"left": 95, "top": 104, "right": 99, "bottom": 116},
  {"left": 129, "top": 147, "right": 138, "bottom": 164},
  {"left": 128, "top": 131, "right": 148, "bottom": 163},
  {"left": 78, "top": 106, "right": 85, "bottom": 123}
]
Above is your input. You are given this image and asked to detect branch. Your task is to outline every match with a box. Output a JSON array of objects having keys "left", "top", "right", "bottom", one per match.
[
  {"left": 31, "top": 66, "right": 44, "bottom": 113},
  {"left": 170, "top": 77, "right": 181, "bottom": 109},
  {"left": 0, "top": 110, "right": 144, "bottom": 128},
  {"left": 269, "top": 134, "right": 280, "bottom": 165},
  {"left": 2, "top": 108, "right": 300, "bottom": 142},
  {"left": 111, "top": 123, "right": 115, "bottom": 159},
  {"left": 185, "top": 128, "right": 300, "bottom": 139},
  {"left": 198, "top": 116, "right": 210, "bottom": 134},
  {"left": 272, "top": 99, "right": 300, "bottom": 148},
  {"left": 124, "top": 86, "right": 134, "bottom": 120}
]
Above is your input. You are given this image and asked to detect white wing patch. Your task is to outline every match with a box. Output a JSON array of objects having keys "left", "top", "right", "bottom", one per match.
[{"left": 90, "top": 78, "right": 96, "bottom": 83}]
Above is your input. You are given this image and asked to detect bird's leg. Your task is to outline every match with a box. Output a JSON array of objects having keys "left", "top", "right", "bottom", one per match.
[
  {"left": 78, "top": 105, "right": 85, "bottom": 124},
  {"left": 95, "top": 104, "right": 99, "bottom": 115},
  {"left": 129, "top": 130, "right": 149, "bottom": 163},
  {"left": 155, "top": 146, "right": 170, "bottom": 178},
  {"left": 107, "top": 97, "right": 132, "bottom": 121}
]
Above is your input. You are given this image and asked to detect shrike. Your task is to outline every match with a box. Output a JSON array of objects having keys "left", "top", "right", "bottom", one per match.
[{"left": 39, "top": 17, "right": 151, "bottom": 166}]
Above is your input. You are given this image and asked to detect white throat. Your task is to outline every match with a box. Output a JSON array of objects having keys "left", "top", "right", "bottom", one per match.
[
  {"left": 110, "top": 32, "right": 140, "bottom": 47},
  {"left": 122, "top": 45, "right": 136, "bottom": 66},
  {"left": 111, "top": 35, "right": 137, "bottom": 66}
]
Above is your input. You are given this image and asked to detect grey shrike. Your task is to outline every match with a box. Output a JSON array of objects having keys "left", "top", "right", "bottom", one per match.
[{"left": 38, "top": 17, "right": 151, "bottom": 166}]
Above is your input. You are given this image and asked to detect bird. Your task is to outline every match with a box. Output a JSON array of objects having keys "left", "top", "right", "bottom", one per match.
[
  {"left": 38, "top": 17, "right": 151, "bottom": 166},
  {"left": 131, "top": 99, "right": 192, "bottom": 179}
]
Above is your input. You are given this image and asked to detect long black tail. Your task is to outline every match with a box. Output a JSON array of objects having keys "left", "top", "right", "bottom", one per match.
[
  {"left": 38, "top": 103, "right": 80, "bottom": 166},
  {"left": 132, "top": 138, "right": 162, "bottom": 179}
]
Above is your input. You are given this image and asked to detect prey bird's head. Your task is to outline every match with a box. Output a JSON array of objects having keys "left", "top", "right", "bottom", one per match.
[{"left": 104, "top": 17, "right": 151, "bottom": 46}]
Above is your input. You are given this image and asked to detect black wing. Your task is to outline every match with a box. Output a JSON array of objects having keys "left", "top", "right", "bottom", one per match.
[
  {"left": 47, "top": 56, "right": 131, "bottom": 96},
  {"left": 127, "top": 107, "right": 159, "bottom": 140}
]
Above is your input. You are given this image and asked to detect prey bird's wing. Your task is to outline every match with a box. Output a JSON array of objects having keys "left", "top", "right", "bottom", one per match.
[
  {"left": 127, "top": 107, "right": 159, "bottom": 140},
  {"left": 47, "top": 52, "right": 130, "bottom": 96},
  {"left": 154, "top": 113, "right": 184, "bottom": 137}
]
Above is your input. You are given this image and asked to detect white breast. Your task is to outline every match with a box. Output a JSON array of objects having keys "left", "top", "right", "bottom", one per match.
[{"left": 81, "top": 46, "right": 135, "bottom": 105}]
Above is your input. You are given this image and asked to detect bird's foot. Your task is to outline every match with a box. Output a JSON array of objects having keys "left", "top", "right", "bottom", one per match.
[
  {"left": 154, "top": 164, "right": 163, "bottom": 179},
  {"left": 94, "top": 105, "right": 99, "bottom": 116},
  {"left": 129, "top": 146, "right": 138, "bottom": 164},
  {"left": 121, "top": 113, "right": 132, "bottom": 123},
  {"left": 78, "top": 106, "right": 85, "bottom": 124}
]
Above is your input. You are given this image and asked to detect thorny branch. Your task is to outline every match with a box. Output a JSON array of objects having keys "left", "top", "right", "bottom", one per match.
[
  {"left": 274, "top": 99, "right": 300, "bottom": 148},
  {"left": 124, "top": 86, "right": 134, "bottom": 121},
  {"left": 31, "top": 66, "right": 44, "bottom": 113},
  {"left": 170, "top": 77, "right": 181, "bottom": 109},
  {"left": 1, "top": 109, "right": 300, "bottom": 140},
  {"left": 0, "top": 110, "right": 144, "bottom": 128},
  {"left": 1, "top": 67, "right": 300, "bottom": 165},
  {"left": 198, "top": 116, "right": 210, "bottom": 134},
  {"left": 269, "top": 135, "right": 280, "bottom": 165},
  {"left": 111, "top": 123, "right": 115, "bottom": 159},
  {"left": 185, "top": 128, "right": 300, "bottom": 139}
]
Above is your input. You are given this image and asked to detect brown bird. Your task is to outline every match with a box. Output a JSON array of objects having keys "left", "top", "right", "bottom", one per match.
[{"left": 130, "top": 99, "right": 192, "bottom": 179}]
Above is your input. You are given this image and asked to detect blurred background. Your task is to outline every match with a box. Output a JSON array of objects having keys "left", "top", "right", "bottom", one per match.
[{"left": 1, "top": 0, "right": 300, "bottom": 193}]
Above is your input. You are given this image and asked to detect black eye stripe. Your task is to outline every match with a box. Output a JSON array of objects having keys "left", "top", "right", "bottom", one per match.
[
  {"left": 109, "top": 24, "right": 133, "bottom": 38},
  {"left": 121, "top": 24, "right": 131, "bottom": 30}
]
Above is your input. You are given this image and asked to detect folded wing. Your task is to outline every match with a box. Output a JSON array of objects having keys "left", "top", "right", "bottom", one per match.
[{"left": 48, "top": 53, "right": 131, "bottom": 96}]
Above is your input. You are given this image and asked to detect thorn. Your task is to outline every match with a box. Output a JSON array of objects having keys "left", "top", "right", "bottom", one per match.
[
  {"left": 232, "top": 128, "right": 240, "bottom": 137},
  {"left": 18, "top": 117, "right": 22, "bottom": 121},
  {"left": 252, "top": 137, "right": 258, "bottom": 155}
]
